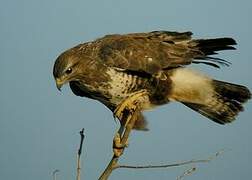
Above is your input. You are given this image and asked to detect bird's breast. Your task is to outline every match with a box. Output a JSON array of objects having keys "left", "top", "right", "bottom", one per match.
[{"left": 104, "top": 68, "right": 149, "bottom": 105}]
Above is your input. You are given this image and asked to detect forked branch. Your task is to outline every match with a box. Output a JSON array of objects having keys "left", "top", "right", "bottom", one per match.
[{"left": 98, "top": 107, "right": 139, "bottom": 180}]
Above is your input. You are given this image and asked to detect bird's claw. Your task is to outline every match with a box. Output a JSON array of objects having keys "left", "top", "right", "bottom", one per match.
[
  {"left": 114, "top": 90, "right": 148, "bottom": 121},
  {"left": 113, "top": 133, "right": 129, "bottom": 157},
  {"left": 114, "top": 101, "right": 136, "bottom": 121}
]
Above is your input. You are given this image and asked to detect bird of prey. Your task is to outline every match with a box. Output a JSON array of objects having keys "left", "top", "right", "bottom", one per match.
[{"left": 53, "top": 31, "right": 251, "bottom": 130}]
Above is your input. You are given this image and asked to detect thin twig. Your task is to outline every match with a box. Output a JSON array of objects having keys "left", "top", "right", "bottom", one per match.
[
  {"left": 176, "top": 149, "right": 227, "bottom": 180},
  {"left": 76, "top": 128, "right": 85, "bottom": 180},
  {"left": 52, "top": 169, "right": 60, "bottom": 180},
  {"left": 114, "top": 159, "right": 208, "bottom": 169},
  {"left": 176, "top": 166, "right": 196, "bottom": 180},
  {"left": 114, "top": 149, "right": 225, "bottom": 170}
]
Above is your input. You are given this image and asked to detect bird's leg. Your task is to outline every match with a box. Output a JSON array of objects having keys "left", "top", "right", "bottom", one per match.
[
  {"left": 113, "top": 90, "right": 149, "bottom": 156},
  {"left": 112, "top": 110, "right": 137, "bottom": 157},
  {"left": 114, "top": 90, "right": 149, "bottom": 121},
  {"left": 99, "top": 90, "right": 149, "bottom": 179}
]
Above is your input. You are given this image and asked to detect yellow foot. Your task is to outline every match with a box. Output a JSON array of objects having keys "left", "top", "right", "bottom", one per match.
[
  {"left": 114, "top": 90, "right": 149, "bottom": 121},
  {"left": 113, "top": 133, "right": 129, "bottom": 157}
]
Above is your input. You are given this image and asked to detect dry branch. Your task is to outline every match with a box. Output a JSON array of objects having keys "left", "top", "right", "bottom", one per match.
[
  {"left": 76, "top": 128, "right": 85, "bottom": 180},
  {"left": 99, "top": 121, "right": 225, "bottom": 180},
  {"left": 176, "top": 166, "right": 196, "bottom": 180},
  {"left": 52, "top": 169, "right": 60, "bottom": 180},
  {"left": 114, "top": 149, "right": 224, "bottom": 170},
  {"left": 98, "top": 106, "right": 140, "bottom": 180}
]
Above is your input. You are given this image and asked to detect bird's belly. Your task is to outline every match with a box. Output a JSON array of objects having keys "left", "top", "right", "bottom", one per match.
[{"left": 105, "top": 68, "right": 148, "bottom": 105}]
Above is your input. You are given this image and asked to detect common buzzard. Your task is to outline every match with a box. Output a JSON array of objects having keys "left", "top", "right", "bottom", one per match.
[{"left": 53, "top": 31, "right": 251, "bottom": 130}]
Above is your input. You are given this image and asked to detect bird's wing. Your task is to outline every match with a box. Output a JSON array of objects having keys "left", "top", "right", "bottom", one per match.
[{"left": 92, "top": 31, "right": 236, "bottom": 75}]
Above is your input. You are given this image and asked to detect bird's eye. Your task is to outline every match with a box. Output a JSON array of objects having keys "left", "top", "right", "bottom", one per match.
[{"left": 65, "top": 67, "right": 72, "bottom": 74}]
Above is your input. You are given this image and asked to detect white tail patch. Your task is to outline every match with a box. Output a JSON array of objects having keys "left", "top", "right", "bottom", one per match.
[{"left": 169, "top": 68, "right": 214, "bottom": 104}]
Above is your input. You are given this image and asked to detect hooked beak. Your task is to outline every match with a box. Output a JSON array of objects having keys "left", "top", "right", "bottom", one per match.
[{"left": 55, "top": 78, "right": 64, "bottom": 91}]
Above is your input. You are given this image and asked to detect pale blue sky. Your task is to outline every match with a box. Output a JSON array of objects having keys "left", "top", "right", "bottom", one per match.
[{"left": 0, "top": 0, "right": 251, "bottom": 179}]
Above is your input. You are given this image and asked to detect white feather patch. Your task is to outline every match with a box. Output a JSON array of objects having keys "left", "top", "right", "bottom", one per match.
[
  {"left": 106, "top": 68, "right": 133, "bottom": 104},
  {"left": 169, "top": 68, "right": 214, "bottom": 103}
]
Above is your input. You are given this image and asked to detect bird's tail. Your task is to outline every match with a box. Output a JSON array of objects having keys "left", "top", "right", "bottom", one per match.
[{"left": 169, "top": 68, "right": 251, "bottom": 124}]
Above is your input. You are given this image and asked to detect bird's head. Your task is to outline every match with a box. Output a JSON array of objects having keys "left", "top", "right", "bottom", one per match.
[{"left": 53, "top": 50, "right": 83, "bottom": 91}]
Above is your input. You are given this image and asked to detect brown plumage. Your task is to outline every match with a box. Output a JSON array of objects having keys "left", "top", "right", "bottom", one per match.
[{"left": 53, "top": 31, "right": 251, "bottom": 130}]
